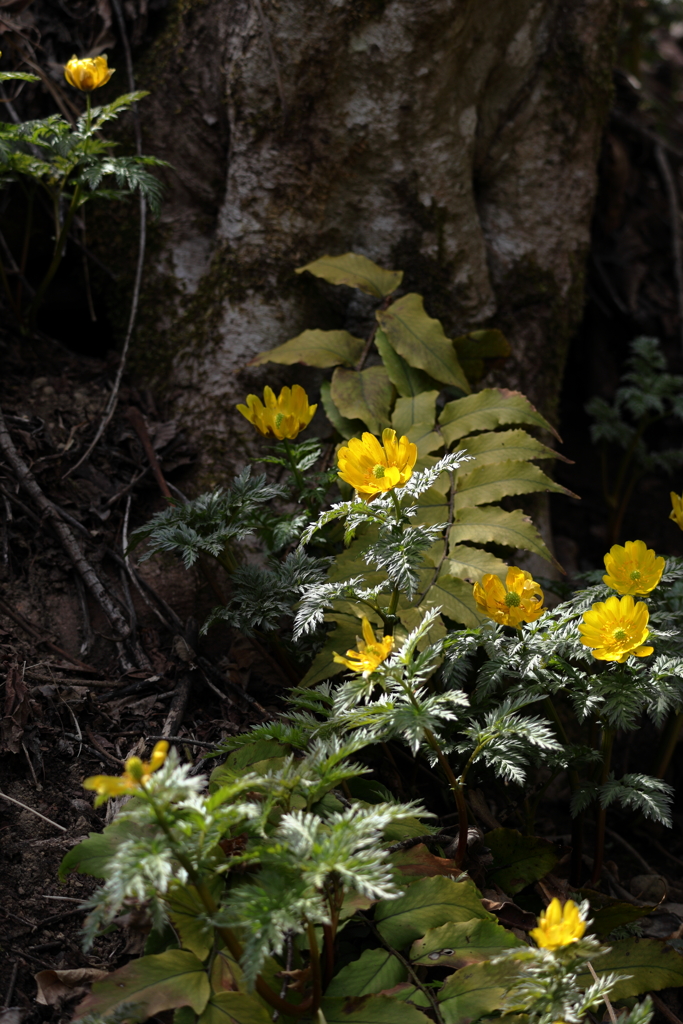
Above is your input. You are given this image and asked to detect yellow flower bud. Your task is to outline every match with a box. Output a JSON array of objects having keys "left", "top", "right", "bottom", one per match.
[{"left": 64, "top": 54, "right": 115, "bottom": 92}]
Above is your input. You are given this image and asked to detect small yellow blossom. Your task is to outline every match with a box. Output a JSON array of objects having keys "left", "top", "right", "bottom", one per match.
[
  {"left": 64, "top": 54, "right": 115, "bottom": 91},
  {"left": 236, "top": 385, "right": 317, "bottom": 441},
  {"left": 579, "top": 594, "right": 653, "bottom": 663},
  {"left": 84, "top": 740, "right": 169, "bottom": 806},
  {"left": 670, "top": 492, "right": 683, "bottom": 531},
  {"left": 602, "top": 539, "right": 664, "bottom": 596},
  {"left": 530, "top": 898, "right": 586, "bottom": 951},
  {"left": 333, "top": 617, "right": 394, "bottom": 676},
  {"left": 337, "top": 428, "right": 417, "bottom": 500},
  {"left": 473, "top": 566, "right": 545, "bottom": 627}
]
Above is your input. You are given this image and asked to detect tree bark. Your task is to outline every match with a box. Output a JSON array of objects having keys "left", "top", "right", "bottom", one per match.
[{"left": 128, "top": 0, "right": 620, "bottom": 465}]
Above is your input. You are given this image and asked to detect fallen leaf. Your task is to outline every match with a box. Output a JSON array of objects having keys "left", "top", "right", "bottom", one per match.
[{"left": 35, "top": 968, "right": 109, "bottom": 1006}]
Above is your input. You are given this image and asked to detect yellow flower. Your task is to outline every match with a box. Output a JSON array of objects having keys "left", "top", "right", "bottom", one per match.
[
  {"left": 579, "top": 594, "right": 653, "bottom": 663},
  {"left": 333, "top": 617, "right": 394, "bottom": 676},
  {"left": 530, "top": 898, "right": 586, "bottom": 951},
  {"left": 236, "top": 385, "right": 317, "bottom": 441},
  {"left": 337, "top": 428, "right": 417, "bottom": 500},
  {"left": 602, "top": 539, "right": 664, "bottom": 596},
  {"left": 473, "top": 566, "right": 545, "bottom": 627},
  {"left": 84, "top": 740, "right": 169, "bottom": 806},
  {"left": 670, "top": 492, "right": 683, "bottom": 531},
  {"left": 64, "top": 54, "right": 115, "bottom": 91}
]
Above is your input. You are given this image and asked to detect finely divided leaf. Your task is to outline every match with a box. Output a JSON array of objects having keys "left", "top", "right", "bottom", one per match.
[
  {"left": 376, "top": 294, "right": 471, "bottom": 393},
  {"left": 296, "top": 252, "right": 403, "bottom": 298},
  {"left": 251, "top": 329, "right": 365, "bottom": 368},
  {"left": 439, "top": 389, "right": 559, "bottom": 445}
]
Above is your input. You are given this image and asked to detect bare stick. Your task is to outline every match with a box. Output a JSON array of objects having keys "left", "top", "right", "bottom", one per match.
[
  {"left": 651, "top": 993, "right": 683, "bottom": 1024},
  {"left": 586, "top": 962, "right": 617, "bottom": 1024},
  {"left": 0, "top": 406, "right": 131, "bottom": 641},
  {"left": 655, "top": 143, "right": 683, "bottom": 355},
  {"left": 0, "top": 790, "right": 66, "bottom": 831},
  {"left": 3, "top": 960, "right": 19, "bottom": 1007}
]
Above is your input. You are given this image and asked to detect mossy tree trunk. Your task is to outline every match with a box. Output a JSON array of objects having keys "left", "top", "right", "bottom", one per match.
[{"left": 131, "top": 0, "right": 620, "bottom": 468}]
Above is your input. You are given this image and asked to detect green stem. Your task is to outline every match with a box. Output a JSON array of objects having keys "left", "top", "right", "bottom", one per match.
[
  {"left": 28, "top": 184, "right": 82, "bottom": 328},
  {"left": 424, "top": 727, "right": 469, "bottom": 869},
  {"left": 307, "top": 921, "right": 323, "bottom": 1013},
  {"left": 654, "top": 711, "right": 683, "bottom": 779},
  {"left": 390, "top": 489, "right": 402, "bottom": 522},
  {"left": 283, "top": 438, "right": 306, "bottom": 495},
  {"left": 590, "top": 726, "right": 615, "bottom": 886}
]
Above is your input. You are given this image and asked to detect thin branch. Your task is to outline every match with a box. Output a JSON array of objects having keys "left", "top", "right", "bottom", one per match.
[{"left": 0, "top": 790, "right": 66, "bottom": 831}]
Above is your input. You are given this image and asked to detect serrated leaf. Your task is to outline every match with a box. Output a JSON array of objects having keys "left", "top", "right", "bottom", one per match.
[
  {"left": 448, "top": 506, "right": 553, "bottom": 560},
  {"left": 392, "top": 391, "right": 438, "bottom": 437},
  {"left": 375, "top": 329, "right": 438, "bottom": 397},
  {"left": 460, "top": 429, "right": 569, "bottom": 466},
  {"left": 325, "top": 949, "right": 406, "bottom": 997},
  {"left": 330, "top": 366, "right": 396, "bottom": 434},
  {"left": 321, "top": 995, "right": 432, "bottom": 1024},
  {"left": 453, "top": 329, "right": 511, "bottom": 384},
  {"left": 445, "top": 546, "right": 508, "bottom": 582},
  {"left": 413, "top": 487, "right": 449, "bottom": 526},
  {"left": 167, "top": 881, "right": 224, "bottom": 959},
  {"left": 437, "top": 961, "right": 518, "bottom": 1024},
  {"left": 576, "top": 937, "right": 683, "bottom": 998},
  {"left": 439, "top": 388, "right": 559, "bottom": 446},
  {"left": 410, "top": 919, "right": 522, "bottom": 968},
  {"left": 375, "top": 876, "right": 492, "bottom": 947},
  {"left": 376, "top": 294, "right": 471, "bottom": 392},
  {"left": 484, "top": 829, "right": 558, "bottom": 896},
  {"left": 0, "top": 71, "right": 40, "bottom": 82},
  {"left": 251, "top": 329, "right": 365, "bottom": 368},
  {"left": 198, "top": 992, "right": 273, "bottom": 1024},
  {"left": 320, "top": 380, "right": 365, "bottom": 440},
  {"left": 452, "top": 461, "right": 575, "bottom": 512},
  {"left": 75, "top": 951, "right": 210, "bottom": 1020},
  {"left": 420, "top": 571, "right": 486, "bottom": 629},
  {"left": 296, "top": 253, "right": 403, "bottom": 298}
]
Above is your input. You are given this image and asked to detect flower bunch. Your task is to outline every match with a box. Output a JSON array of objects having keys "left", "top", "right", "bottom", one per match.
[{"left": 473, "top": 566, "right": 545, "bottom": 627}]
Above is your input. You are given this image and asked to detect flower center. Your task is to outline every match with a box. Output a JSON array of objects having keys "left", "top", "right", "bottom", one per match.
[
  {"left": 372, "top": 464, "right": 386, "bottom": 479},
  {"left": 505, "top": 591, "right": 521, "bottom": 607},
  {"left": 275, "top": 412, "right": 284, "bottom": 429},
  {"left": 629, "top": 569, "right": 641, "bottom": 581},
  {"left": 613, "top": 627, "right": 628, "bottom": 641}
]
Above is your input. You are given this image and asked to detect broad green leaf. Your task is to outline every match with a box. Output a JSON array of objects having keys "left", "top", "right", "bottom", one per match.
[
  {"left": 198, "top": 992, "right": 273, "bottom": 1024},
  {"left": 407, "top": 426, "right": 443, "bottom": 457},
  {"left": 174, "top": 1007, "right": 196, "bottom": 1024},
  {"left": 375, "top": 329, "right": 438, "bottom": 397},
  {"left": 445, "top": 546, "right": 508, "bottom": 582},
  {"left": 413, "top": 486, "right": 449, "bottom": 526},
  {"left": 420, "top": 571, "right": 486, "bottom": 629},
  {"left": 439, "top": 389, "right": 559, "bottom": 446},
  {"left": 296, "top": 253, "right": 403, "bottom": 298},
  {"left": 485, "top": 829, "right": 558, "bottom": 896},
  {"left": 392, "top": 391, "right": 438, "bottom": 437},
  {"left": 453, "top": 329, "right": 511, "bottom": 384},
  {"left": 322, "top": 996, "right": 432, "bottom": 1023},
  {"left": 60, "top": 820, "right": 143, "bottom": 880},
  {"left": 320, "top": 380, "right": 365, "bottom": 440},
  {"left": 410, "top": 919, "right": 522, "bottom": 968},
  {"left": 460, "top": 429, "right": 568, "bottom": 466},
  {"left": 331, "top": 366, "right": 396, "bottom": 434},
  {"left": 210, "top": 739, "right": 289, "bottom": 788},
  {"left": 375, "top": 875, "right": 492, "bottom": 947},
  {"left": 376, "top": 294, "right": 471, "bottom": 393},
  {"left": 452, "top": 461, "right": 574, "bottom": 512},
  {"left": 576, "top": 937, "right": 683, "bottom": 998},
  {"left": 448, "top": 506, "right": 553, "bottom": 561},
  {"left": 251, "top": 329, "right": 365, "bottom": 368},
  {"left": 75, "top": 951, "right": 211, "bottom": 1020},
  {"left": 396, "top": 607, "right": 447, "bottom": 647},
  {"left": 167, "top": 880, "right": 224, "bottom": 959},
  {"left": 325, "top": 949, "right": 406, "bottom": 997},
  {"left": 577, "top": 889, "right": 654, "bottom": 938},
  {"left": 437, "top": 961, "right": 518, "bottom": 1024}
]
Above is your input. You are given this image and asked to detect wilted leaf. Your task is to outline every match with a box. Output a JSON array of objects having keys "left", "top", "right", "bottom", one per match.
[
  {"left": 330, "top": 366, "right": 395, "bottom": 434},
  {"left": 375, "top": 329, "right": 438, "bottom": 397},
  {"left": 375, "top": 875, "right": 492, "bottom": 947},
  {"left": 445, "top": 546, "right": 508, "bottom": 582},
  {"left": 75, "top": 951, "right": 211, "bottom": 1020},
  {"left": 452, "top": 461, "right": 575, "bottom": 512},
  {"left": 320, "top": 380, "right": 365, "bottom": 440},
  {"left": 376, "top": 294, "right": 471, "bottom": 392},
  {"left": 321, "top": 995, "right": 432, "bottom": 1023},
  {"left": 453, "top": 329, "right": 511, "bottom": 384},
  {"left": 459, "top": 429, "right": 569, "bottom": 466},
  {"left": 576, "top": 937, "right": 683, "bottom": 998},
  {"left": 390, "top": 843, "right": 458, "bottom": 879},
  {"left": 437, "top": 960, "right": 518, "bottom": 1024},
  {"left": 410, "top": 919, "right": 522, "bottom": 968},
  {"left": 448, "top": 506, "right": 553, "bottom": 561},
  {"left": 325, "top": 949, "right": 406, "bottom": 997},
  {"left": 439, "top": 389, "right": 559, "bottom": 446},
  {"left": 485, "top": 829, "right": 559, "bottom": 896},
  {"left": 296, "top": 253, "right": 403, "bottom": 298},
  {"left": 251, "top": 329, "right": 365, "bottom": 368},
  {"left": 198, "top": 992, "right": 273, "bottom": 1024},
  {"left": 35, "top": 969, "right": 109, "bottom": 1006}
]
